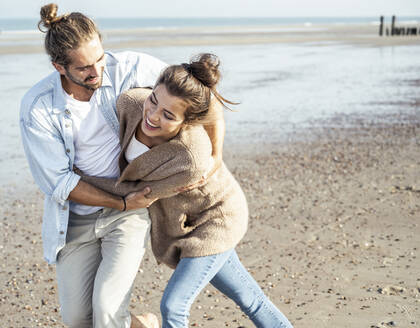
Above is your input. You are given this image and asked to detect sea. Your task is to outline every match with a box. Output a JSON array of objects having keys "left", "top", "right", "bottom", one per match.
[
  {"left": 0, "top": 17, "right": 419, "bottom": 186},
  {"left": 2, "top": 16, "right": 420, "bottom": 32}
]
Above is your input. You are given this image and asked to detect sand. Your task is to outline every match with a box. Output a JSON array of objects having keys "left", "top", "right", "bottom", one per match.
[
  {"left": 1, "top": 108, "right": 419, "bottom": 327},
  {"left": 1, "top": 20, "right": 420, "bottom": 328},
  {"left": 1, "top": 23, "right": 420, "bottom": 55}
]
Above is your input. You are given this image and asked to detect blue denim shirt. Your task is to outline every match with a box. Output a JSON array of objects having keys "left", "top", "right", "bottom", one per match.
[{"left": 20, "top": 51, "right": 166, "bottom": 264}]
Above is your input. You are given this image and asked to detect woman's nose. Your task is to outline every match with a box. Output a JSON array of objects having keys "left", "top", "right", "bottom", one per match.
[{"left": 148, "top": 107, "right": 160, "bottom": 121}]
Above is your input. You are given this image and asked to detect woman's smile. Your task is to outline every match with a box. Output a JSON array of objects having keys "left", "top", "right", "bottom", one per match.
[
  {"left": 144, "top": 117, "right": 160, "bottom": 130},
  {"left": 139, "top": 84, "right": 187, "bottom": 145}
]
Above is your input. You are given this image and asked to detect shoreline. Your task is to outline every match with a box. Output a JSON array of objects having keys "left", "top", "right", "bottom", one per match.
[
  {"left": 1, "top": 109, "right": 419, "bottom": 327},
  {"left": 1, "top": 23, "right": 420, "bottom": 55}
]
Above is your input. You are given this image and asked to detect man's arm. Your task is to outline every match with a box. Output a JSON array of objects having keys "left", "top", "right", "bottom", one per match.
[
  {"left": 68, "top": 180, "right": 155, "bottom": 211},
  {"left": 20, "top": 103, "right": 155, "bottom": 211},
  {"left": 203, "top": 97, "right": 225, "bottom": 177},
  {"left": 133, "top": 52, "right": 168, "bottom": 88}
]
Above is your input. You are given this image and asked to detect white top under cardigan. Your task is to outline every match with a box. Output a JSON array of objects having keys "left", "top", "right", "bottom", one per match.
[{"left": 125, "top": 134, "right": 150, "bottom": 163}]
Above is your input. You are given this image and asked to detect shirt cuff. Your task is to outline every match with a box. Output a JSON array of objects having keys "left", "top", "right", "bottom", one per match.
[{"left": 51, "top": 172, "right": 81, "bottom": 206}]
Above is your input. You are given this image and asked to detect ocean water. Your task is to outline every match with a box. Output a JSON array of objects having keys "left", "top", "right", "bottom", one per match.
[
  {"left": 0, "top": 37, "right": 419, "bottom": 186},
  {"left": 2, "top": 16, "right": 420, "bottom": 32},
  {"left": 2, "top": 16, "right": 405, "bottom": 49}
]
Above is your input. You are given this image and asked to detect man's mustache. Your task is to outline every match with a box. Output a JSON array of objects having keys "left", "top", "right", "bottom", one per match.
[{"left": 85, "top": 76, "right": 98, "bottom": 82}]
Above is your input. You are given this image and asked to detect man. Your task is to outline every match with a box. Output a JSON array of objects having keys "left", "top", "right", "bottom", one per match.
[{"left": 20, "top": 4, "right": 224, "bottom": 328}]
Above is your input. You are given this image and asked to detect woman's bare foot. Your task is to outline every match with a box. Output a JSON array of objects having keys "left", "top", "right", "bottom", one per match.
[{"left": 131, "top": 312, "right": 159, "bottom": 328}]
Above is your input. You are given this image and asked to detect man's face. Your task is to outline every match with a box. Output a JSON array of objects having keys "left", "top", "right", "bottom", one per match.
[{"left": 55, "top": 34, "right": 105, "bottom": 92}]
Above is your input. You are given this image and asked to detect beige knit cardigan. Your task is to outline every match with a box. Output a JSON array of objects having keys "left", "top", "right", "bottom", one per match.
[{"left": 80, "top": 88, "right": 248, "bottom": 268}]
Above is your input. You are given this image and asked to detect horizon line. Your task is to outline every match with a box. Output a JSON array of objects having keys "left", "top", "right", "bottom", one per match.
[{"left": 1, "top": 15, "right": 420, "bottom": 19}]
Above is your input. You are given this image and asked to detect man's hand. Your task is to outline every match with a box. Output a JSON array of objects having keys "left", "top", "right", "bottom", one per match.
[{"left": 125, "top": 187, "right": 157, "bottom": 210}]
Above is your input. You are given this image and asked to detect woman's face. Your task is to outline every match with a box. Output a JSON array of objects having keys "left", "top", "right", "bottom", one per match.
[{"left": 141, "top": 84, "right": 187, "bottom": 143}]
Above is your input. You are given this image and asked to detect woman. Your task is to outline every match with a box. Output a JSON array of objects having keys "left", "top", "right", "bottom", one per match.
[{"left": 79, "top": 53, "right": 293, "bottom": 328}]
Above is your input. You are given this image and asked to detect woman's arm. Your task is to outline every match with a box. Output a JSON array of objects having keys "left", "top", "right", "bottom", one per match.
[
  {"left": 77, "top": 174, "right": 140, "bottom": 197},
  {"left": 118, "top": 139, "right": 207, "bottom": 199},
  {"left": 72, "top": 177, "right": 155, "bottom": 209},
  {"left": 121, "top": 170, "right": 200, "bottom": 200},
  {"left": 78, "top": 165, "right": 200, "bottom": 200},
  {"left": 78, "top": 139, "right": 205, "bottom": 200}
]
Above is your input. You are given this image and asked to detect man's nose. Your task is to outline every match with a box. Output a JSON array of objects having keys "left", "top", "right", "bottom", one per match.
[{"left": 90, "top": 62, "right": 103, "bottom": 77}]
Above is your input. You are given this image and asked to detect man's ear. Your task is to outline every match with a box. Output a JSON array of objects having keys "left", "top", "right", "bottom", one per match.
[{"left": 52, "top": 62, "right": 66, "bottom": 75}]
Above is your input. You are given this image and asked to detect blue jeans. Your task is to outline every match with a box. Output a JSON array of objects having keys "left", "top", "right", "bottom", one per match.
[{"left": 160, "top": 249, "right": 293, "bottom": 328}]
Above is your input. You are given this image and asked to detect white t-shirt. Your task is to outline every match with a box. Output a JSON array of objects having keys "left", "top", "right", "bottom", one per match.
[
  {"left": 125, "top": 133, "right": 150, "bottom": 163},
  {"left": 64, "top": 90, "right": 121, "bottom": 215}
]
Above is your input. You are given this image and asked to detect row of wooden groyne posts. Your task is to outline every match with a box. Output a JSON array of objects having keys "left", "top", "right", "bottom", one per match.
[{"left": 379, "top": 15, "right": 420, "bottom": 36}]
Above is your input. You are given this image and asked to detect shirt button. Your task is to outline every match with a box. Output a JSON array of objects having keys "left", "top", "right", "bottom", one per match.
[
  {"left": 65, "top": 109, "right": 71, "bottom": 115},
  {"left": 63, "top": 206, "right": 68, "bottom": 210},
  {"left": 59, "top": 231, "right": 65, "bottom": 235},
  {"left": 66, "top": 149, "right": 70, "bottom": 153},
  {"left": 65, "top": 123, "right": 71, "bottom": 128}
]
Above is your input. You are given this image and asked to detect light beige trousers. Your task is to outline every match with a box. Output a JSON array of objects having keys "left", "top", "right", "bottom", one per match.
[{"left": 56, "top": 207, "right": 150, "bottom": 328}]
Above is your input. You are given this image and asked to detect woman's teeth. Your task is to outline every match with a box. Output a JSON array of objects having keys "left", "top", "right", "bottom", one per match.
[{"left": 147, "top": 118, "right": 158, "bottom": 128}]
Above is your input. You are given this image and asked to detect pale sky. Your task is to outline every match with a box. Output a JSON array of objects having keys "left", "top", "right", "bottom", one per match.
[{"left": 1, "top": 0, "right": 419, "bottom": 18}]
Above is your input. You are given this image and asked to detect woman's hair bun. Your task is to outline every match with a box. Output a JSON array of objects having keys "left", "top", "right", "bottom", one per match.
[
  {"left": 189, "top": 53, "right": 221, "bottom": 89},
  {"left": 38, "top": 3, "right": 60, "bottom": 31}
]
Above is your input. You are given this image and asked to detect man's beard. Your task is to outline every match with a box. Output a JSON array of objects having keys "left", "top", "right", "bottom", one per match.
[{"left": 65, "top": 69, "right": 103, "bottom": 91}]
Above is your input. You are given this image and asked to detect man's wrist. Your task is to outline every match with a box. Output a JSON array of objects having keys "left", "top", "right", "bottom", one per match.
[
  {"left": 106, "top": 194, "right": 126, "bottom": 211},
  {"left": 121, "top": 196, "right": 127, "bottom": 211}
]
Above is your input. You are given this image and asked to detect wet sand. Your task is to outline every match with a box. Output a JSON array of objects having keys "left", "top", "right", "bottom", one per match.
[
  {"left": 1, "top": 23, "right": 420, "bottom": 55},
  {"left": 1, "top": 109, "right": 419, "bottom": 327}
]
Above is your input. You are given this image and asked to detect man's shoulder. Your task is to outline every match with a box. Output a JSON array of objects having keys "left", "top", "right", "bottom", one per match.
[
  {"left": 20, "top": 71, "right": 58, "bottom": 118},
  {"left": 106, "top": 50, "right": 157, "bottom": 63},
  {"left": 103, "top": 51, "right": 138, "bottom": 77},
  {"left": 105, "top": 51, "right": 166, "bottom": 71},
  {"left": 104, "top": 51, "right": 166, "bottom": 90},
  {"left": 21, "top": 71, "right": 57, "bottom": 106}
]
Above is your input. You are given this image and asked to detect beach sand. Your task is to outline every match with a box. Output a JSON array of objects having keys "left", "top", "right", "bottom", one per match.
[
  {"left": 1, "top": 108, "right": 419, "bottom": 327},
  {"left": 1, "top": 21, "right": 420, "bottom": 327},
  {"left": 1, "top": 23, "right": 420, "bottom": 55}
]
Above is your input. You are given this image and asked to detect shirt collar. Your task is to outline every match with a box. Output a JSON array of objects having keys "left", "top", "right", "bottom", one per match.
[
  {"left": 51, "top": 72, "right": 66, "bottom": 114},
  {"left": 51, "top": 67, "right": 112, "bottom": 114},
  {"left": 102, "top": 66, "right": 112, "bottom": 88}
]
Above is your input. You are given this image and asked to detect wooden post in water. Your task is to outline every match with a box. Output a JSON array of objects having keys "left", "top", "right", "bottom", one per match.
[
  {"left": 379, "top": 16, "right": 384, "bottom": 36},
  {"left": 391, "top": 15, "right": 396, "bottom": 36}
]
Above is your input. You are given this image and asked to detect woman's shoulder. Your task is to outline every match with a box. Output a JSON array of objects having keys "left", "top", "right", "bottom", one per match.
[
  {"left": 117, "top": 88, "right": 152, "bottom": 118},
  {"left": 175, "top": 125, "right": 212, "bottom": 171},
  {"left": 177, "top": 125, "right": 210, "bottom": 149}
]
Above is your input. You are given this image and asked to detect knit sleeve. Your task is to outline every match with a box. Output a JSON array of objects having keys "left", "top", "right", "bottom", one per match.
[
  {"left": 116, "top": 141, "right": 205, "bottom": 199},
  {"left": 78, "top": 140, "right": 204, "bottom": 199},
  {"left": 77, "top": 174, "right": 139, "bottom": 197}
]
